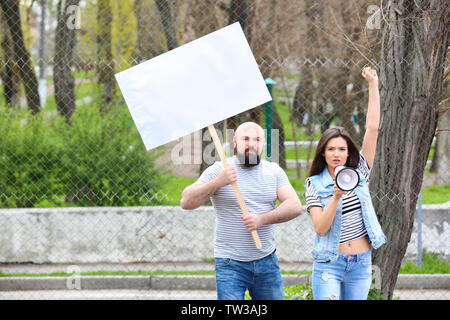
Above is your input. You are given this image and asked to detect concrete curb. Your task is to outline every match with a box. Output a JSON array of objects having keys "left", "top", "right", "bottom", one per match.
[
  {"left": 151, "top": 275, "right": 215, "bottom": 290},
  {"left": 0, "top": 274, "right": 448, "bottom": 291},
  {"left": 395, "top": 274, "right": 450, "bottom": 290}
]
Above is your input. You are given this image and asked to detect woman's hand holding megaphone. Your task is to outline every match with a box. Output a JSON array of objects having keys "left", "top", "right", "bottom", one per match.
[{"left": 333, "top": 183, "right": 347, "bottom": 200}]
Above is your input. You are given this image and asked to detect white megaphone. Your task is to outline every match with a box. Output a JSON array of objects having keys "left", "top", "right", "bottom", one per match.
[{"left": 334, "top": 165, "right": 360, "bottom": 191}]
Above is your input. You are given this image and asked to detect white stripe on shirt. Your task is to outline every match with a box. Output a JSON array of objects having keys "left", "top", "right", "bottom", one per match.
[{"left": 198, "top": 156, "right": 291, "bottom": 261}]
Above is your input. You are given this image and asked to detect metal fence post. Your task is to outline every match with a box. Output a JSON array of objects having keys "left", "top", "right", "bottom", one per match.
[
  {"left": 417, "top": 187, "right": 423, "bottom": 268},
  {"left": 38, "top": 0, "right": 47, "bottom": 107},
  {"left": 265, "top": 78, "right": 276, "bottom": 162}
]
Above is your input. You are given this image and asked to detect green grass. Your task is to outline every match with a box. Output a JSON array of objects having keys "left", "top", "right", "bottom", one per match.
[
  {"left": 285, "top": 147, "right": 317, "bottom": 160},
  {"left": 264, "top": 101, "right": 322, "bottom": 142},
  {"left": 421, "top": 184, "right": 450, "bottom": 205},
  {"left": 285, "top": 168, "right": 307, "bottom": 204},
  {"left": 73, "top": 69, "right": 96, "bottom": 80},
  {"left": 158, "top": 174, "right": 197, "bottom": 205},
  {"left": 400, "top": 251, "right": 450, "bottom": 274},
  {"left": 154, "top": 164, "right": 448, "bottom": 206}
]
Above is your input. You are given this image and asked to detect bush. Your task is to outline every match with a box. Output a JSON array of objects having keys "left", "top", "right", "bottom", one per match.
[
  {"left": 243, "top": 284, "right": 313, "bottom": 300},
  {"left": 0, "top": 102, "right": 162, "bottom": 208},
  {"left": 283, "top": 284, "right": 314, "bottom": 300}
]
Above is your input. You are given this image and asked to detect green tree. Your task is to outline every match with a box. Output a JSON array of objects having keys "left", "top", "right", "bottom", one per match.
[
  {"left": 97, "top": 0, "right": 115, "bottom": 111},
  {"left": 0, "top": 0, "right": 41, "bottom": 113},
  {"left": 371, "top": 0, "right": 449, "bottom": 299},
  {"left": 54, "top": 0, "right": 80, "bottom": 122}
]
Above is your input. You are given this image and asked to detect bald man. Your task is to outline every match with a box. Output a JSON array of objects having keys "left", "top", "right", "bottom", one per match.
[{"left": 181, "top": 122, "right": 302, "bottom": 300}]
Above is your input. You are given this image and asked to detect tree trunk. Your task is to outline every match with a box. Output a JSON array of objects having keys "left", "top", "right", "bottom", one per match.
[
  {"left": 224, "top": 0, "right": 269, "bottom": 156},
  {"left": 293, "top": 1, "right": 319, "bottom": 133},
  {"left": 133, "top": 0, "right": 159, "bottom": 63},
  {"left": 54, "top": 0, "right": 80, "bottom": 122},
  {"left": 155, "top": 0, "right": 179, "bottom": 50},
  {"left": 432, "top": 106, "right": 450, "bottom": 184},
  {"left": 370, "top": 0, "right": 449, "bottom": 299},
  {"left": 229, "top": 0, "right": 251, "bottom": 41},
  {"left": 0, "top": 9, "right": 20, "bottom": 108},
  {"left": 225, "top": 0, "right": 253, "bottom": 130},
  {"left": 354, "top": 75, "right": 366, "bottom": 147},
  {"left": 133, "top": 0, "right": 147, "bottom": 63},
  {"left": 0, "top": 0, "right": 40, "bottom": 113},
  {"left": 188, "top": 0, "right": 222, "bottom": 174},
  {"left": 97, "top": 0, "right": 115, "bottom": 112},
  {"left": 336, "top": 4, "right": 358, "bottom": 140},
  {"left": 430, "top": 73, "right": 449, "bottom": 181},
  {"left": 271, "top": 102, "right": 287, "bottom": 169}
]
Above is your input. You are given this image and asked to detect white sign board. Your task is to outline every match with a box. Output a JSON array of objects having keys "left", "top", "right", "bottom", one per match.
[{"left": 115, "top": 22, "right": 271, "bottom": 151}]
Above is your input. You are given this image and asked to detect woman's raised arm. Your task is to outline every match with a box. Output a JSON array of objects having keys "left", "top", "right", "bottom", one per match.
[{"left": 360, "top": 67, "right": 380, "bottom": 168}]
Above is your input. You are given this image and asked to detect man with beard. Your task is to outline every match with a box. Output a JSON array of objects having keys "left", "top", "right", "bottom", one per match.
[{"left": 180, "top": 122, "right": 303, "bottom": 300}]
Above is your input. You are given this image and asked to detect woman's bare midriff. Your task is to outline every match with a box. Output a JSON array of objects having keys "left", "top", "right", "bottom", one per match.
[{"left": 338, "top": 236, "right": 371, "bottom": 254}]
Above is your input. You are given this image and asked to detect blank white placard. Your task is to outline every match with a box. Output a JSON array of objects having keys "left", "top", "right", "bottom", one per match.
[{"left": 115, "top": 22, "right": 272, "bottom": 151}]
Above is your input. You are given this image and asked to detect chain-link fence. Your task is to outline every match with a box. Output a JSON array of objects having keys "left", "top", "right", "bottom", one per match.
[{"left": 0, "top": 0, "right": 448, "bottom": 300}]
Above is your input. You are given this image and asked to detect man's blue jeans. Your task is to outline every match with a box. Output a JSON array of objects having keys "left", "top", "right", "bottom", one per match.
[
  {"left": 312, "top": 249, "right": 372, "bottom": 300},
  {"left": 214, "top": 251, "right": 284, "bottom": 300}
]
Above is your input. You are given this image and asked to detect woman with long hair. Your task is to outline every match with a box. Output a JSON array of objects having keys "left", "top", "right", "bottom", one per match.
[{"left": 304, "top": 67, "right": 386, "bottom": 300}]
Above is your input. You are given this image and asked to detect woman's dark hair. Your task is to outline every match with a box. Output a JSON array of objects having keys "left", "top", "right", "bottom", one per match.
[{"left": 307, "top": 126, "right": 360, "bottom": 177}]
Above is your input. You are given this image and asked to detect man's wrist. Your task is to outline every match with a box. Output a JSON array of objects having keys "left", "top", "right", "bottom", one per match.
[
  {"left": 207, "top": 178, "right": 221, "bottom": 196},
  {"left": 256, "top": 210, "right": 278, "bottom": 227}
]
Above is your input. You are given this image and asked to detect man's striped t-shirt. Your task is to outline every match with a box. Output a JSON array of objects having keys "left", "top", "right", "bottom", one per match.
[
  {"left": 304, "top": 152, "right": 371, "bottom": 244},
  {"left": 198, "top": 156, "right": 290, "bottom": 262}
]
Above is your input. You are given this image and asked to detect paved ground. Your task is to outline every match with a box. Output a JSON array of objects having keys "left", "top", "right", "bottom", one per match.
[
  {"left": 0, "top": 289, "right": 216, "bottom": 300},
  {"left": 0, "top": 262, "right": 311, "bottom": 274},
  {"left": 392, "top": 289, "right": 450, "bottom": 300},
  {"left": 0, "top": 289, "right": 449, "bottom": 300},
  {"left": 1, "top": 262, "right": 448, "bottom": 300}
]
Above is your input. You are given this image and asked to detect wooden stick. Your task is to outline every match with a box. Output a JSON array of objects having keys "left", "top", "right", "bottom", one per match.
[{"left": 208, "top": 125, "right": 262, "bottom": 249}]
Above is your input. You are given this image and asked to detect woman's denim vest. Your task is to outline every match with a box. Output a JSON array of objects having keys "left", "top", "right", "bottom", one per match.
[{"left": 308, "top": 166, "right": 386, "bottom": 262}]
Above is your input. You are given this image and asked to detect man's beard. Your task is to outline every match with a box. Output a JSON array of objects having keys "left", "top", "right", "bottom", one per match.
[{"left": 234, "top": 147, "right": 261, "bottom": 167}]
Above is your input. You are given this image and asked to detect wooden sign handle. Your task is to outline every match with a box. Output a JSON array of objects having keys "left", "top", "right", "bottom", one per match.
[{"left": 208, "top": 125, "right": 262, "bottom": 249}]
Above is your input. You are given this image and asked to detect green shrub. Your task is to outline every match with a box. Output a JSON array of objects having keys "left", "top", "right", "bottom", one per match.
[
  {"left": 367, "top": 288, "right": 387, "bottom": 300},
  {"left": 0, "top": 106, "right": 66, "bottom": 207},
  {"left": 0, "top": 102, "right": 162, "bottom": 208},
  {"left": 61, "top": 102, "right": 163, "bottom": 206},
  {"left": 283, "top": 284, "right": 314, "bottom": 300},
  {"left": 244, "top": 284, "right": 313, "bottom": 300},
  {"left": 244, "top": 285, "right": 396, "bottom": 300}
]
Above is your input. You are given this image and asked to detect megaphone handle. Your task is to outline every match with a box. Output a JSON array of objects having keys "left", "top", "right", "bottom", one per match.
[{"left": 208, "top": 125, "right": 262, "bottom": 249}]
